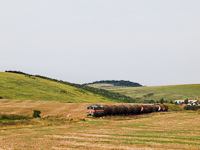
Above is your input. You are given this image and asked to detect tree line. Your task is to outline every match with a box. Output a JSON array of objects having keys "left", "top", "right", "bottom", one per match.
[{"left": 83, "top": 80, "right": 142, "bottom": 87}]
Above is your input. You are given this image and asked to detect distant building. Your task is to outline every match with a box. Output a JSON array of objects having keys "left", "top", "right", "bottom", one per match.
[
  {"left": 175, "top": 100, "right": 184, "bottom": 104},
  {"left": 188, "top": 100, "right": 198, "bottom": 103},
  {"left": 175, "top": 100, "right": 198, "bottom": 105}
]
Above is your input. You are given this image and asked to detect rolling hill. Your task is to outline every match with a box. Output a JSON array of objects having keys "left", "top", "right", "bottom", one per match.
[
  {"left": 0, "top": 72, "right": 136, "bottom": 103},
  {"left": 87, "top": 83, "right": 200, "bottom": 102}
]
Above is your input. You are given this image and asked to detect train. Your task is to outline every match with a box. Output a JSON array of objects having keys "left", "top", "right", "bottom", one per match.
[{"left": 87, "top": 104, "right": 168, "bottom": 117}]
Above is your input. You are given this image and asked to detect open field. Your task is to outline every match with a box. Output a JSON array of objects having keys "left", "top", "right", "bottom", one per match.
[
  {"left": 0, "top": 100, "right": 199, "bottom": 150},
  {"left": 88, "top": 83, "right": 200, "bottom": 102}
]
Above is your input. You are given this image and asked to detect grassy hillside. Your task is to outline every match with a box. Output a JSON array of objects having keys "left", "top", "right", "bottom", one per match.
[
  {"left": 88, "top": 83, "right": 200, "bottom": 102},
  {"left": 3, "top": 71, "right": 137, "bottom": 103},
  {"left": 0, "top": 72, "right": 116, "bottom": 103}
]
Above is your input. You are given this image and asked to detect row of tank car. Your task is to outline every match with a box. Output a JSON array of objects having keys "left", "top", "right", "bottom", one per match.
[{"left": 87, "top": 104, "right": 168, "bottom": 117}]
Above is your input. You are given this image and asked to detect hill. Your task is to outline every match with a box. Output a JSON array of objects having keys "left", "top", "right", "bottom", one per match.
[
  {"left": 84, "top": 80, "right": 142, "bottom": 87},
  {"left": 0, "top": 71, "right": 136, "bottom": 103},
  {"left": 93, "top": 84, "right": 200, "bottom": 103}
]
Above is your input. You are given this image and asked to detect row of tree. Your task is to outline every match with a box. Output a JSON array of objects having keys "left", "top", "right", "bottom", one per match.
[{"left": 83, "top": 80, "right": 142, "bottom": 87}]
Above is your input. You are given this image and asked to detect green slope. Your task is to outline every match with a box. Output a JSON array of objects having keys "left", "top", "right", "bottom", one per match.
[
  {"left": 88, "top": 83, "right": 200, "bottom": 102},
  {"left": 0, "top": 72, "right": 115, "bottom": 103}
]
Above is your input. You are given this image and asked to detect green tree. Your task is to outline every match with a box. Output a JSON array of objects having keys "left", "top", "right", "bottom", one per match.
[
  {"left": 184, "top": 98, "right": 188, "bottom": 104},
  {"left": 160, "top": 98, "right": 164, "bottom": 104},
  {"left": 33, "top": 110, "right": 41, "bottom": 118}
]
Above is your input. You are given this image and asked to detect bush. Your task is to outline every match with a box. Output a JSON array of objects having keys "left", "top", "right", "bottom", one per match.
[
  {"left": 160, "top": 98, "right": 164, "bottom": 104},
  {"left": 184, "top": 105, "right": 200, "bottom": 110},
  {"left": 184, "top": 98, "right": 188, "bottom": 104},
  {"left": 0, "top": 97, "right": 3, "bottom": 99},
  {"left": 33, "top": 110, "right": 41, "bottom": 118},
  {"left": 79, "top": 118, "right": 85, "bottom": 121},
  {"left": 144, "top": 99, "right": 155, "bottom": 104},
  {"left": 0, "top": 114, "right": 30, "bottom": 120}
]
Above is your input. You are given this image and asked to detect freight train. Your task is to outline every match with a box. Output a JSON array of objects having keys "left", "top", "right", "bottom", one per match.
[{"left": 87, "top": 104, "right": 168, "bottom": 117}]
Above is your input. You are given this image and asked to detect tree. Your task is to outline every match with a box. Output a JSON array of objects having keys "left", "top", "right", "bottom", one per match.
[
  {"left": 184, "top": 98, "right": 188, "bottom": 104},
  {"left": 33, "top": 110, "right": 41, "bottom": 118},
  {"left": 170, "top": 100, "right": 173, "bottom": 104},
  {"left": 160, "top": 98, "right": 164, "bottom": 104}
]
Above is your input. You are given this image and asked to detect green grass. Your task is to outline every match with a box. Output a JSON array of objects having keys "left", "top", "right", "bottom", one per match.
[
  {"left": 0, "top": 72, "right": 115, "bottom": 103},
  {"left": 88, "top": 83, "right": 200, "bottom": 102}
]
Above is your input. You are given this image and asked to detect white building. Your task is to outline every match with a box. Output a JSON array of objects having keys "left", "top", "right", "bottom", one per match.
[
  {"left": 174, "top": 100, "right": 184, "bottom": 104},
  {"left": 175, "top": 100, "right": 198, "bottom": 104}
]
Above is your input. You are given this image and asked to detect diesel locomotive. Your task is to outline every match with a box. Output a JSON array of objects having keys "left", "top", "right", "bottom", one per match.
[{"left": 87, "top": 104, "right": 168, "bottom": 117}]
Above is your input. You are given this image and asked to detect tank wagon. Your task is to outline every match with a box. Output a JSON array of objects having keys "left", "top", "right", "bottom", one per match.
[{"left": 87, "top": 104, "right": 168, "bottom": 117}]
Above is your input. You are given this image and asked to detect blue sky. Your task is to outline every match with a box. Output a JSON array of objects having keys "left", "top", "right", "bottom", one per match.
[{"left": 1, "top": 0, "right": 200, "bottom": 86}]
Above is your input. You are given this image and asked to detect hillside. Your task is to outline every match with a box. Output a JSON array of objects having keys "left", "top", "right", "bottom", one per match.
[
  {"left": 84, "top": 80, "right": 142, "bottom": 87},
  {"left": 89, "top": 83, "right": 200, "bottom": 102},
  {"left": 0, "top": 72, "right": 136, "bottom": 103}
]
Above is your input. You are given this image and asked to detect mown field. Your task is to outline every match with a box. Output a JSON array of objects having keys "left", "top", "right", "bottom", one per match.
[
  {"left": 0, "top": 72, "right": 114, "bottom": 103},
  {"left": 88, "top": 83, "right": 200, "bottom": 102},
  {"left": 0, "top": 100, "right": 199, "bottom": 150}
]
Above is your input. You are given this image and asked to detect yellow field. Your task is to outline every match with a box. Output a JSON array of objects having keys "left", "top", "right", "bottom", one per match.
[{"left": 0, "top": 100, "right": 200, "bottom": 150}]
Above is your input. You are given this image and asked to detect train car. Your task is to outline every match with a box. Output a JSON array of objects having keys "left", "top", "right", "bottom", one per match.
[
  {"left": 87, "top": 105, "right": 104, "bottom": 117},
  {"left": 87, "top": 104, "right": 168, "bottom": 117}
]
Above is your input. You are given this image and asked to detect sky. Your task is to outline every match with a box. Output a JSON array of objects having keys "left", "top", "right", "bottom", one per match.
[{"left": 1, "top": 0, "right": 200, "bottom": 86}]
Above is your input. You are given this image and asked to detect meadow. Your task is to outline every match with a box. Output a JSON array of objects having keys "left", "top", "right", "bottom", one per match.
[
  {"left": 0, "top": 72, "right": 114, "bottom": 103},
  {"left": 0, "top": 99, "right": 199, "bottom": 150},
  {"left": 88, "top": 83, "right": 200, "bottom": 102}
]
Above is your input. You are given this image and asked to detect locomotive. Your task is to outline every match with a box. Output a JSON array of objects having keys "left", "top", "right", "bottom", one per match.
[{"left": 87, "top": 104, "right": 168, "bottom": 117}]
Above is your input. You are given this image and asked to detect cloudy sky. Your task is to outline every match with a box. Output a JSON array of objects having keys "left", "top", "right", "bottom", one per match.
[{"left": 1, "top": 0, "right": 200, "bottom": 86}]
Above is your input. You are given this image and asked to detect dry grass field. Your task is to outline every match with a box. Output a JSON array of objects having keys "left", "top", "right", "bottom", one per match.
[{"left": 0, "top": 99, "right": 200, "bottom": 150}]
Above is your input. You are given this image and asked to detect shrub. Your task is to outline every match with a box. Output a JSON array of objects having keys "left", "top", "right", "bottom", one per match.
[
  {"left": 60, "top": 90, "right": 68, "bottom": 94},
  {"left": 160, "top": 98, "right": 164, "bottom": 104},
  {"left": 144, "top": 99, "right": 155, "bottom": 104},
  {"left": 0, "top": 97, "right": 3, "bottom": 99},
  {"left": 79, "top": 118, "right": 85, "bottom": 121},
  {"left": 184, "top": 105, "right": 200, "bottom": 110},
  {"left": 0, "top": 114, "right": 30, "bottom": 120},
  {"left": 33, "top": 110, "right": 41, "bottom": 118},
  {"left": 184, "top": 98, "right": 188, "bottom": 104}
]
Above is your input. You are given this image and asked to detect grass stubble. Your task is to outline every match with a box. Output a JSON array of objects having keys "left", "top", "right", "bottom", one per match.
[{"left": 0, "top": 101, "right": 200, "bottom": 149}]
